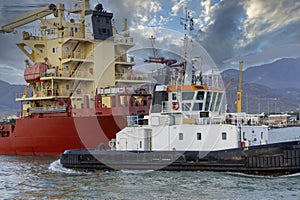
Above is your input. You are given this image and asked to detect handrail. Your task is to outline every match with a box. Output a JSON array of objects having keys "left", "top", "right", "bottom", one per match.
[
  {"left": 115, "top": 73, "right": 149, "bottom": 81},
  {"left": 29, "top": 106, "right": 66, "bottom": 114}
]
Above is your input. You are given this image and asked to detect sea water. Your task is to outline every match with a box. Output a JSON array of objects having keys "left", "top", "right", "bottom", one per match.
[{"left": 0, "top": 127, "right": 300, "bottom": 200}]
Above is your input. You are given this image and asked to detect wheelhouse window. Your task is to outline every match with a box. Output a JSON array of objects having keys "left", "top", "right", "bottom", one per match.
[
  {"left": 192, "top": 103, "right": 203, "bottom": 111},
  {"left": 196, "top": 91, "right": 205, "bottom": 100},
  {"left": 205, "top": 92, "right": 211, "bottom": 111},
  {"left": 182, "top": 103, "right": 191, "bottom": 111},
  {"left": 222, "top": 132, "right": 227, "bottom": 140},
  {"left": 179, "top": 133, "right": 183, "bottom": 140},
  {"left": 215, "top": 92, "right": 223, "bottom": 112},
  {"left": 210, "top": 92, "right": 216, "bottom": 111},
  {"left": 151, "top": 91, "right": 168, "bottom": 113},
  {"left": 182, "top": 92, "right": 194, "bottom": 100},
  {"left": 197, "top": 132, "right": 202, "bottom": 140}
]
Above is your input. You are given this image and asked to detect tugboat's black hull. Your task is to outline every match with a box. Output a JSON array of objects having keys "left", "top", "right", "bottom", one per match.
[{"left": 60, "top": 141, "right": 300, "bottom": 176}]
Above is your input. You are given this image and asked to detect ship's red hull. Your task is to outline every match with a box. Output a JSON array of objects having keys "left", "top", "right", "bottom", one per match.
[
  {"left": 0, "top": 115, "right": 127, "bottom": 156},
  {"left": 0, "top": 93, "right": 151, "bottom": 156}
]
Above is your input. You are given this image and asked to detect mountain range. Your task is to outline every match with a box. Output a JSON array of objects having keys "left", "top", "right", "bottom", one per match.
[
  {"left": 0, "top": 58, "right": 299, "bottom": 117},
  {"left": 222, "top": 58, "right": 300, "bottom": 113},
  {"left": 0, "top": 80, "right": 25, "bottom": 117}
]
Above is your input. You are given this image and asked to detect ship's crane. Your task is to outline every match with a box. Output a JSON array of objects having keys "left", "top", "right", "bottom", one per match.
[
  {"left": 0, "top": 4, "right": 57, "bottom": 33},
  {"left": 225, "top": 78, "right": 234, "bottom": 91},
  {"left": 237, "top": 61, "right": 243, "bottom": 113}
]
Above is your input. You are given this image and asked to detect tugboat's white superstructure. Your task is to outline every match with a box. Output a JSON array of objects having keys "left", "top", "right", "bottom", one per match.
[
  {"left": 116, "top": 82, "right": 268, "bottom": 152},
  {"left": 116, "top": 64, "right": 268, "bottom": 151}
]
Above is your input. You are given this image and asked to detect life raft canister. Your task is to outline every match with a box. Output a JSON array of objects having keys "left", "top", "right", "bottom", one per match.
[{"left": 172, "top": 102, "right": 180, "bottom": 110}]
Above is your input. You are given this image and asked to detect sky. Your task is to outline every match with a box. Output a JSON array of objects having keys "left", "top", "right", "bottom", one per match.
[{"left": 0, "top": 0, "right": 300, "bottom": 84}]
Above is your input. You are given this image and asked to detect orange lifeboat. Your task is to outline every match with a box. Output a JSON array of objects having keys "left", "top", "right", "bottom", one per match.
[{"left": 24, "top": 62, "right": 48, "bottom": 83}]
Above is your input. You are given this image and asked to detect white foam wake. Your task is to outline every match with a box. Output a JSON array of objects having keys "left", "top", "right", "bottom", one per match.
[{"left": 48, "top": 159, "right": 86, "bottom": 175}]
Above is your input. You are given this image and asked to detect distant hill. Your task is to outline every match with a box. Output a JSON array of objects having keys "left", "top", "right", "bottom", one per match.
[
  {"left": 222, "top": 58, "right": 300, "bottom": 113},
  {"left": 244, "top": 58, "right": 300, "bottom": 89},
  {"left": 0, "top": 80, "right": 25, "bottom": 117}
]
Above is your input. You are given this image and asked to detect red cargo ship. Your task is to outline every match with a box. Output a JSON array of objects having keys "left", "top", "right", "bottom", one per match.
[{"left": 0, "top": 1, "right": 151, "bottom": 156}]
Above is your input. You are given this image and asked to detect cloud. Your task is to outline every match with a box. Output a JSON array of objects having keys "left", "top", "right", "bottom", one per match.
[
  {"left": 0, "top": 33, "right": 26, "bottom": 64},
  {"left": 199, "top": 0, "right": 213, "bottom": 28},
  {"left": 101, "top": 0, "right": 163, "bottom": 30},
  {"left": 243, "top": 0, "right": 300, "bottom": 43},
  {"left": 192, "top": 0, "right": 300, "bottom": 69},
  {"left": 0, "top": 64, "right": 24, "bottom": 85},
  {"left": 237, "top": 0, "right": 300, "bottom": 66},
  {"left": 192, "top": 0, "right": 245, "bottom": 66},
  {"left": 171, "top": 0, "right": 187, "bottom": 16}
]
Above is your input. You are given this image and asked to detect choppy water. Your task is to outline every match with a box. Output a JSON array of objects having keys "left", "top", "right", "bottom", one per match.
[{"left": 0, "top": 127, "right": 300, "bottom": 200}]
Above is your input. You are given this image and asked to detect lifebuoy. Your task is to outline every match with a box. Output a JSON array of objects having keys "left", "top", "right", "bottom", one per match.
[
  {"left": 108, "top": 139, "right": 116, "bottom": 149},
  {"left": 172, "top": 102, "right": 180, "bottom": 110}
]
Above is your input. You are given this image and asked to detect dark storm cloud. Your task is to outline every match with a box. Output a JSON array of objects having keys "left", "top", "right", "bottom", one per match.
[
  {"left": 192, "top": 0, "right": 245, "bottom": 68},
  {"left": 192, "top": 0, "right": 300, "bottom": 69}
]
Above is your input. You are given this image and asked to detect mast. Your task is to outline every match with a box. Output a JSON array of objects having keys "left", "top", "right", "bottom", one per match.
[
  {"left": 179, "top": 6, "right": 194, "bottom": 86},
  {"left": 237, "top": 61, "right": 243, "bottom": 113},
  {"left": 149, "top": 35, "right": 159, "bottom": 59}
]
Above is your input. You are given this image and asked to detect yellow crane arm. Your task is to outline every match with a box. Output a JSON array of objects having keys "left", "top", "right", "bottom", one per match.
[
  {"left": 237, "top": 61, "right": 243, "bottom": 113},
  {"left": 0, "top": 4, "right": 57, "bottom": 33}
]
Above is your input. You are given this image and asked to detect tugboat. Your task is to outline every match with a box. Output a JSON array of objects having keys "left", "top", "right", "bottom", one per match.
[
  {"left": 0, "top": 1, "right": 151, "bottom": 155},
  {"left": 60, "top": 36, "right": 300, "bottom": 176},
  {"left": 58, "top": 5, "right": 300, "bottom": 175}
]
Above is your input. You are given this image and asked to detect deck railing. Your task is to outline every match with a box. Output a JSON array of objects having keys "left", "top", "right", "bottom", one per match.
[
  {"left": 29, "top": 106, "right": 66, "bottom": 114},
  {"left": 115, "top": 73, "right": 149, "bottom": 81}
]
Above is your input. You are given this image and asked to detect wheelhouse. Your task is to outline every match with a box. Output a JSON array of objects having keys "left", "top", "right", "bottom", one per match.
[{"left": 151, "top": 84, "right": 224, "bottom": 116}]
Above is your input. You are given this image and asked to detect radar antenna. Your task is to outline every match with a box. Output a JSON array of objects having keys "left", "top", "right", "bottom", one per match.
[{"left": 180, "top": 6, "right": 194, "bottom": 31}]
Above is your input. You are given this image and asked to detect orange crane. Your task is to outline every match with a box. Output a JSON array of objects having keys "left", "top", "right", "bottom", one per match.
[{"left": 237, "top": 61, "right": 243, "bottom": 113}]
